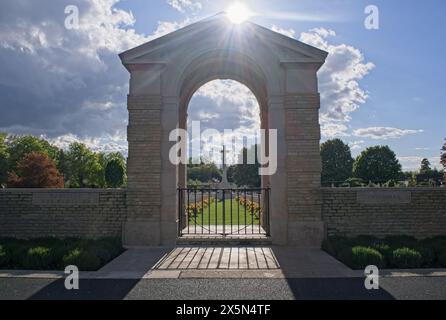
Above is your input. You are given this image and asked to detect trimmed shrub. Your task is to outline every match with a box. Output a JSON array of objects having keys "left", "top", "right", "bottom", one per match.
[
  {"left": 94, "top": 238, "right": 123, "bottom": 259},
  {"left": 372, "top": 242, "right": 392, "bottom": 264},
  {"left": 339, "top": 246, "right": 384, "bottom": 270},
  {"left": 323, "top": 235, "right": 446, "bottom": 269},
  {"left": 62, "top": 248, "right": 102, "bottom": 271},
  {"left": 22, "top": 247, "right": 54, "bottom": 270},
  {"left": 355, "top": 235, "right": 379, "bottom": 247},
  {"left": 391, "top": 248, "right": 423, "bottom": 269},
  {"left": 325, "top": 236, "right": 353, "bottom": 256},
  {"left": 438, "top": 251, "right": 446, "bottom": 268},
  {"left": 417, "top": 247, "right": 436, "bottom": 267},
  {"left": 0, "top": 245, "right": 8, "bottom": 268},
  {"left": 384, "top": 235, "right": 418, "bottom": 249},
  {"left": 0, "top": 238, "right": 123, "bottom": 271},
  {"left": 421, "top": 237, "right": 446, "bottom": 256}
]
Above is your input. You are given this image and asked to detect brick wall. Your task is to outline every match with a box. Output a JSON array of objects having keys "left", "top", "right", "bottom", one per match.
[
  {"left": 0, "top": 189, "right": 127, "bottom": 239},
  {"left": 322, "top": 188, "right": 446, "bottom": 238}
]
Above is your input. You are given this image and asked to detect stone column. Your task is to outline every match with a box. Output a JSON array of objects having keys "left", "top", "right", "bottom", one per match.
[
  {"left": 267, "top": 96, "right": 288, "bottom": 246},
  {"left": 160, "top": 97, "right": 180, "bottom": 245},
  {"left": 285, "top": 93, "right": 324, "bottom": 247},
  {"left": 125, "top": 95, "right": 162, "bottom": 246},
  {"left": 123, "top": 64, "right": 164, "bottom": 247}
]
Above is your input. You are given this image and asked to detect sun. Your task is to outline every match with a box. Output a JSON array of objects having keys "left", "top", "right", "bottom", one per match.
[{"left": 226, "top": 2, "right": 253, "bottom": 24}]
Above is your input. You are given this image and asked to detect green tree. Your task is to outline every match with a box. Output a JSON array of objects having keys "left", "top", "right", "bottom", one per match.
[
  {"left": 231, "top": 145, "right": 261, "bottom": 188},
  {"left": 442, "top": 140, "right": 446, "bottom": 181},
  {"left": 7, "top": 135, "right": 60, "bottom": 172},
  {"left": 420, "top": 158, "right": 432, "bottom": 174},
  {"left": 353, "top": 146, "right": 402, "bottom": 183},
  {"left": 320, "top": 139, "right": 354, "bottom": 186},
  {"left": 105, "top": 157, "right": 125, "bottom": 188},
  {"left": 65, "top": 143, "right": 104, "bottom": 188},
  {"left": 187, "top": 162, "right": 221, "bottom": 184},
  {"left": 0, "top": 133, "right": 9, "bottom": 187},
  {"left": 416, "top": 158, "right": 440, "bottom": 185}
]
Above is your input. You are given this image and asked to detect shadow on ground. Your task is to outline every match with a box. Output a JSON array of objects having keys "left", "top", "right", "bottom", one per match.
[
  {"left": 285, "top": 278, "right": 394, "bottom": 300},
  {"left": 29, "top": 279, "right": 140, "bottom": 300},
  {"left": 27, "top": 277, "right": 395, "bottom": 300},
  {"left": 23, "top": 246, "right": 396, "bottom": 300}
]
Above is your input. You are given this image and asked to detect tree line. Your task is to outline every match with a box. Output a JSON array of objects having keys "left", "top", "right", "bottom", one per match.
[
  {"left": 187, "top": 145, "right": 261, "bottom": 188},
  {"left": 321, "top": 139, "right": 446, "bottom": 187},
  {"left": 1, "top": 132, "right": 445, "bottom": 189},
  {"left": 0, "top": 133, "right": 126, "bottom": 188}
]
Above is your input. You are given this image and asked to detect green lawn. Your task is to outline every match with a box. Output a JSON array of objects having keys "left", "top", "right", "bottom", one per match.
[{"left": 188, "top": 199, "right": 260, "bottom": 226}]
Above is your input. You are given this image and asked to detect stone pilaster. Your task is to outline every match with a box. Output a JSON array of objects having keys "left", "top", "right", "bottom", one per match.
[
  {"left": 284, "top": 93, "right": 325, "bottom": 247},
  {"left": 267, "top": 96, "right": 289, "bottom": 246},
  {"left": 160, "top": 97, "right": 180, "bottom": 245},
  {"left": 124, "top": 95, "right": 163, "bottom": 246}
]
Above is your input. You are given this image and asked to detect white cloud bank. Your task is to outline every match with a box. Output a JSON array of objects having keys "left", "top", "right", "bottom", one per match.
[
  {"left": 167, "top": 0, "right": 202, "bottom": 13},
  {"left": 353, "top": 127, "right": 424, "bottom": 140},
  {"left": 0, "top": 0, "right": 420, "bottom": 158}
]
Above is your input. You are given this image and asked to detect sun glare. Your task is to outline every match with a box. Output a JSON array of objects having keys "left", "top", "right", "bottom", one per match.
[{"left": 226, "top": 2, "right": 253, "bottom": 24}]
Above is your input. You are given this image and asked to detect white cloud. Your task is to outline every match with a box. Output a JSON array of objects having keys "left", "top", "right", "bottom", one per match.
[
  {"left": 0, "top": 2, "right": 382, "bottom": 158},
  {"left": 167, "top": 0, "right": 202, "bottom": 13},
  {"left": 0, "top": 0, "right": 199, "bottom": 155},
  {"left": 415, "top": 147, "right": 431, "bottom": 151},
  {"left": 398, "top": 156, "right": 442, "bottom": 171},
  {"left": 353, "top": 127, "right": 423, "bottom": 140},
  {"left": 47, "top": 133, "right": 128, "bottom": 155},
  {"left": 150, "top": 18, "right": 194, "bottom": 39},
  {"left": 320, "top": 122, "right": 349, "bottom": 138},
  {"left": 188, "top": 80, "right": 261, "bottom": 165},
  {"left": 0, "top": 0, "right": 152, "bottom": 147},
  {"left": 270, "top": 25, "right": 296, "bottom": 39},
  {"left": 349, "top": 140, "right": 365, "bottom": 151},
  {"left": 299, "top": 28, "right": 375, "bottom": 138}
]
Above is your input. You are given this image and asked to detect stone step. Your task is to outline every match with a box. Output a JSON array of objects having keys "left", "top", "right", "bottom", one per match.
[{"left": 176, "top": 237, "right": 273, "bottom": 247}]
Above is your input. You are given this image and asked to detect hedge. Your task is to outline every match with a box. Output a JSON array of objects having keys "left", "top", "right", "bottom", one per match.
[
  {"left": 323, "top": 235, "right": 446, "bottom": 270},
  {"left": 0, "top": 238, "right": 124, "bottom": 271}
]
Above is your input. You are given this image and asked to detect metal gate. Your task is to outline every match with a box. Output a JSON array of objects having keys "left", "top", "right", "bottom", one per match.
[{"left": 178, "top": 188, "right": 270, "bottom": 237}]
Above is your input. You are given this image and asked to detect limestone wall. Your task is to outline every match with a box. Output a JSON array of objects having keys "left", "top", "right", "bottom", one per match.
[
  {"left": 322, "top": 188, "right": 446, "bottom": 238},
  {"left": 0, "top": 189, "right": 126, "bottom": 239}
]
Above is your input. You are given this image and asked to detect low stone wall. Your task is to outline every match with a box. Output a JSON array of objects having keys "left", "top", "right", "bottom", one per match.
[
  {"left": 0, "top": 189, "right": 127, "bottom": 239},
  {"left": 322, "top": 188, "right": 446, "bottom": 239},
  {"left": 1, "top": 187, "right": 445, "bottom": 242}
]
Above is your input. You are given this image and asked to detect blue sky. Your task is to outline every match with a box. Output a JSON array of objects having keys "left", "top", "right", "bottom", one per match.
[{"left": 0, "top": 0, "right": 445, "bottom": 170}]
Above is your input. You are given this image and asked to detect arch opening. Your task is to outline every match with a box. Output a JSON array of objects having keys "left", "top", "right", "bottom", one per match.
[{"left": 177, "top": 79, "right": 271, "bottom": 238}]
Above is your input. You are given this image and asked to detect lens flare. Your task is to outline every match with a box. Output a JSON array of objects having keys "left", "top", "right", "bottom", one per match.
[{"left": 226, "top": 2, "right": 253, "bottom": 24}]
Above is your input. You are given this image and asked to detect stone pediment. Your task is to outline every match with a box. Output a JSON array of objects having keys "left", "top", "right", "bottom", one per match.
[{"left": 120, "top": 14, "right": 328, "bottom": 68}]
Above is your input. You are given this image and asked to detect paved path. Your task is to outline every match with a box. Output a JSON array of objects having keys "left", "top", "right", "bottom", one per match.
[
  {"left": 1, "top": 247, "right": 446, "bottom": 300},
  {"left": 92, "top": 247, "right": 356, "bottom": 279},
  {"left": 1, "top": 277, "right": 446, "bottom": 300},
  {"left": 153, "top": 247, "right": 280, "bottom": 270}
]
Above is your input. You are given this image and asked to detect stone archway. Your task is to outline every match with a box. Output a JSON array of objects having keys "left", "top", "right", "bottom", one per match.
[{"left": 120, "top": 15, "right": 327, "bottom": 247}]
